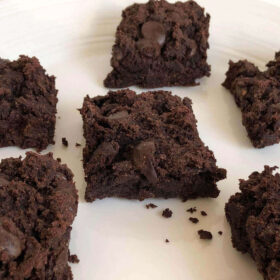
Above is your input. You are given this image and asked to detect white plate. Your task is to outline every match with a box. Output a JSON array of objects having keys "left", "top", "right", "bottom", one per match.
[{"left": 0, "top": 0, "right": 280, "bottom": 279}]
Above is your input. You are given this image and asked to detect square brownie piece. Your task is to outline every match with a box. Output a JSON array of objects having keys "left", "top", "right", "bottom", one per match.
[
  {"left": 222, "top": 52, "right": 280, "bottom": 148},
  {"left": 104, "top": 0, "right": 211, "bottom": 88},
  {"left": 225, "top": 166, "right": 280, "bottom": 280},
  {"left": 0, "top": 152, "right": 78, "bottom": 279},
  {"left": 80, "top": 89, "right": 226, "bottom": 202},
  {"left": 0, "top": 55, "right": 58, "bottom": 151}
]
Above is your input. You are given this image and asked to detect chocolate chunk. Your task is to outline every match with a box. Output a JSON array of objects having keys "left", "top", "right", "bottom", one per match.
[
  {"left": 187, "top": 207, "right": 197, "bottom": 214},
  {"left": 198, "top": 230, "right": 212, "bottom": 240},
  {"left": 0, "top": 225, "right": 22, "bottom": 261},
  {"left": 0, "top": 175, "right": 9, "bottom": 187},
  {"left": 201, "top": 211, "right": 207, "bottom": 216},
  {"left": 141, "top": 21, "right": 166, "bottom": 46},
  {"left": 62, "top": 137, "right": 68, "bottom": 147},
  {"left": 146, "top": 203, "right": 158, "bottom": 209},
  {"left": 189, "top": 217, "right": 199, "bottom": 224},
  {"left": 162, "top": 208, "right": 172, "bottom": 218},
  {"left": 133, "top": 140, "right": 157, "bottom": 184},
  {"left": 107, "top": 110, "right": 129, "bottom": 120}
]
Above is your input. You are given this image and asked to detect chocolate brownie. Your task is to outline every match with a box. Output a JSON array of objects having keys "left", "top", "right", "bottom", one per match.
[
  {"left": 104, "top": 0, "right": 211, "bottom": 88},
  {"left": 225, "top": 166, "right": 280, "bottom": 280},
  {"left": 0, "top": 55, "right": 58, "bottom": 151},
  {"left": 0, "top": 152, "right": 78, "bottom": 279},
  {"left": 222, "top": 52, "right": 280, "bottom": 148},
  {"left": 80, "top": 89, "right": 226, "bottom": 202}
]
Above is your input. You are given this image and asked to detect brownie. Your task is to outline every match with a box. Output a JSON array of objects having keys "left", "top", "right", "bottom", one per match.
[
  {"left": 0, "top": 152, "right": 78, "bottom": 279},
  {"left": 222, "top": 52, "right": 280, "bottom": 148},
  {"left": 0, "top": 55, "right": 58, "bottom": 151},
  {"left": 104, "top": 0, "right": 211, "bottom": 88},
  {"left": 225, "top": 166, "right": 280, "bottom": 280},
  {"left": 80, "top": 89, "right": 226, "bottom": 202}
]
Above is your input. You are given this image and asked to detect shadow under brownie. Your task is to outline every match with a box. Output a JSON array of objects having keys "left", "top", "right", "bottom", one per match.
[
  {"left": 0, "top": 152, "right": 78, "bottom": 279},
  {"left": 80, "top": 89, "right": 226, "bottom": 202},
  {"left": 104, "top": 0, "right": 211, "bottom": 88},
  {"left": 0, "top": 55, "right": 58, "bottom": 151},
  {"left": 225, "top": 166, "right": 280, "bottom": 280}
]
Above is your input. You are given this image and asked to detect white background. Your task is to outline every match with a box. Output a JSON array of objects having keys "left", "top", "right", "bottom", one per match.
[{"left": 0, "top": 0, "right": 280, "bottom": 279}]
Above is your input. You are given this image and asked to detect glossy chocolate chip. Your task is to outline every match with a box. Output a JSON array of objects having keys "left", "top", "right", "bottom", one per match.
[
  {"left": 141, "top": 21, "right": 166, "bottom": 46},
  {"left": 133, "top": 141, "right": 157, "bottom": 184},
  {"left": 0, "top": 225, "right": 22, "bottom": 261},
  {"left": 108, "top": 111, "right": 129, "bottom": 120}
]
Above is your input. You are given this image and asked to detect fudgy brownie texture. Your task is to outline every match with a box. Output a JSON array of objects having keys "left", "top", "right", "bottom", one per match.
[
  {"left": 80, "top": 89, "right": 226, "bottom": 202},
  {"left": 0, "top": 55, "right": 58, "bottom": 151},
  {"left": 0, "top": 152, "right": 78, "bottom": 279},
  {"left": 225, "top": 166, "right": 280, "bottom": 280},
  {"left": 222, "top": 52, "right": 280, "bottom": 148},
  {"left": 104, "top": 0, "right": 211, "bottom": 88}
]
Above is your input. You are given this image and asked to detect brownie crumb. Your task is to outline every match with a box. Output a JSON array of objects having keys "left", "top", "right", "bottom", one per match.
[
  {"left": 187, "top": 207, "right": 197, "bottom": 213},
  {"left": 146, "top": 203, "right": 158, "bottom": 209},
  {"left": 218, "top": 231, "right": 223, "bottom": 235},
  {"left": 201, "top": 211, "right": 207, "bottom": 216},
  {"left": 57, "top": 158, "right": 61, "bottom": 163},
  {"left": 75, "top": 142, "right": 81, "bottom": 147},
  {"left": 198, "top": 230, "right": 212, "bottom": 240},
  {"left": 189, "top": 217, "right": 199, "bottom": 224},
  {"left": 62, "top": 137, "right": 68, "bottom": 147},
  {"left": 68, "top": 254, "right": 80, "bottom": 264},
  {"left": 162, "top": 208, "right": 172, "bottom": 218},
  {"left": 165, "top": 239, "right": 169, "bottom": 243}
]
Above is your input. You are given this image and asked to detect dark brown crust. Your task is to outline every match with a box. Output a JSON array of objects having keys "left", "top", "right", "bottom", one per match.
[
  {"left": 0, "top": 55, "right": 58, "bottom": 151},
  {"left": 0, "top": 152, "right": 78, "bottom": 279},
  {"left": 225, "top": 166, "right": 280, "bottom": 280},
  {"left": 104, "top": 0, "right": 211, "bottom": 88},
  {"left": 80, "top": 89, "right": 226, "bottom": 202},
  {"left": 222, "top": 53, "right": 280, "bottom": 148}
]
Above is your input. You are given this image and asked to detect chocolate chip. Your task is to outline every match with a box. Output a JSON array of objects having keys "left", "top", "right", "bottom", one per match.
[
  {"left": 141, "top": 21, "right": 166, "bottom": 46},
  {"left": 136, "top": 39, "right": 161, "bottom": 58},
  {"left": 218, "top": 231, "right": 223, "bottom": 235},
  {"left": 108, "top": 110, "right": 129, "bottom": 120},
  {"left": 133, "top": 141, "right": 157, "bottom": 183},
  {"left": 0, "top": 225, "right": 22, "bottom": 261},
  {"left": 186, "top": 207, "right": 196, "bottom": 213},
  {"left": 201, "top": 211, "right": 207, "bottom": 216},
  {"left": 0, "top": 175, "right": 9, "bottom": 187}
]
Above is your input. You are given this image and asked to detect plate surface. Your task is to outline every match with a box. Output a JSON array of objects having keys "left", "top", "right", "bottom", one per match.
[{"left": 0, "top": 0, "right": 280, "bottom": 279}]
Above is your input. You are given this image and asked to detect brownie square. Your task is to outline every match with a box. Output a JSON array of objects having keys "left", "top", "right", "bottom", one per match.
[
  {"left": 222, "top": 52, "right": 280, "bottom": 148},
  {"left": 104, "top": 0, "right": 211, "bottom": 88},
  {"left": 225, "top": 166, "right": 280, "bottom": 280},
  {"left": 0, "top": 55, "right": 58, "bottom": 151},
  {"left": 80, "top": 89, "right": 226, "bottom": 202},
  {"left": 0, "top": 152, "right": 78, "bottom": 279}
]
